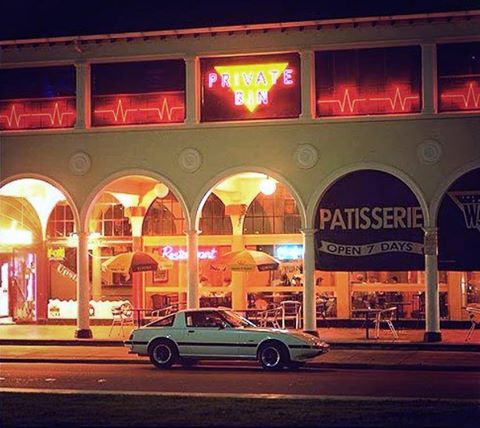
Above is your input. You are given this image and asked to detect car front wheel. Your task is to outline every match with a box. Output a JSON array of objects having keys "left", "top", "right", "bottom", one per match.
[
  {"left": 149, "top": 340, "right": 178, "bottom": 369},
  {"left": 258, "top": 343, "right": 287, "bottom": 370}
]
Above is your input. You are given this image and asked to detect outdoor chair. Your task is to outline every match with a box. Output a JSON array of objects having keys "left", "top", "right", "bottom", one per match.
[
  {"left": 279, "top": 300, "right": 302, "bottom": 329},
  {"left": 257, "top": 305, "right": 281, "bottom": 329},
  {"left": 108, "top": 302, "right": 134, "bottom": 336},
  {"left": 465, "top": 305, "right": 480, "bottom": 342},
  {"left": 374, "top": 306, "right": 399, "bottom": 340}
]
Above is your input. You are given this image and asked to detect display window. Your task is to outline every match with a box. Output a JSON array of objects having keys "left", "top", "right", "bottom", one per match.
[
  {"left": 315, "top": 46, "right": 421, "bottom": 117},
  {"left": 0, "top": 66, "right": 76, "bottom": 131}
]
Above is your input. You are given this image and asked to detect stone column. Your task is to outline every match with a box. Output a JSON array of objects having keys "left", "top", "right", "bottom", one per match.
[
  {"left": 230, "top": 234, "right": 246, "bottom": 311},
  {"left": 300, "top": 50, "right": 314, "bottom": 120},
  {"left": 35, "top": 241, "right": 48, "bottom": 322},
  {"left": 186, "top": 229, "right": 200, "bottom": 309},
  {"left": 91, "top": 245, "right": 102, "bottom": 300},
  {"left": 75, "top": 231, "right": 92, "bottom": 338},
  {"left": 75, "top": 61, "right": 91, "bottom": 129},
  {"left": 423, "top": 227, "right": 442, "bottom": 342},
  {"left": 335, "top": 272, "right": 351, "bottom": 319},
  {"left": 129, "top": 213, "right": 145, "bottom": 309},
  {"left": 301, "top": 228, "right": 317, "bottom": 335},
  {"left": 421, "top": 44, "right": 437, "bottom": 115},
  {"left": 185, "top": 56, "right": 198, "bottom": 125}
]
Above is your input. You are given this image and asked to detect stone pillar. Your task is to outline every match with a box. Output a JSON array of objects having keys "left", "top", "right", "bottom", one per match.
[
  {"left": 91, "top": 245, "right": 102, "bottom": 300},
  {"left": 230, "top": 234, "right": 246, "bottom": 311},
  {"left": 336, "top": 272, "right": 351, "bottom": 319},
  {"left": 129, "top": 213, "right": 145, "bottom": 309},
  {"left": 421, "top": 44, "right": 437, "bottom": 115},
  {"left": 185, "top": 56, "right": 198, "bottom": 125},
  {"left": 424, "top": 227, "right": 442, "bottom": 342},
  {"left": 300, "top": 50, "right": 314, "bottom": 120},
  {"left": 35, "top": 241, "right": 48, "bottom": 322},
  {"left": 447, "top": 271, "right": 463, "bottom": 321},
  {"left": 75, "top": 232, "right": 92, "bottom": 338},
  {"left": 75, "top": 61, "right": 91, "bottom": 129},
  {"left": 301, "top": 228, "right": 317, "bottom": 335},
  {"left": 186, "top": 229, "right": 200, "bottom": 309}
]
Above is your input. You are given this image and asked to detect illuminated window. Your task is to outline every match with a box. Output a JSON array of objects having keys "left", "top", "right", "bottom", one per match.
[
  {"left": 201, "top": 53, "right": 301, "bottom": 122},
  {"left": 142, "top": 194, "right": 185, "bottom": 236},
  {"left": 91, "top": 60, "right": 185, "bottom": 127},
  {"left": 0, "top": 66, "right": 76, "bottom": 131},
  {"left": 94, "top": 195, "right": 132, "bottom": 237},
  {"left": 438, "top": 42, "right": 480, "bottom": 113},
  {"left": 200, "top": 194, "right": 232, "bottom": 235},
  {"left": 46, "top": 202, "right": 75, "bottom": 239},
  {"left": 243, "top": 184, "right": 300, "bottom": 234},
  {"left": 315, "top": 46, "right": 421, "bottom": 117}
]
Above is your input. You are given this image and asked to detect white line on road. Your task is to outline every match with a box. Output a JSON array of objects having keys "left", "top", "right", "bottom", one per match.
[{"left": 1, "top": 387, "right": 479, "bottom": 404}]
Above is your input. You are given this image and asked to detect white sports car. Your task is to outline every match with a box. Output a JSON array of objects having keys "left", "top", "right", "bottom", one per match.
[{"left": 125, "top": 308, "right": 329, "bottom": 370}]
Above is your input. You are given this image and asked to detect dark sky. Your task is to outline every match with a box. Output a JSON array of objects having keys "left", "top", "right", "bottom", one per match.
[{"left": 1, "top": 0, "right": 479, "bottom": 41}]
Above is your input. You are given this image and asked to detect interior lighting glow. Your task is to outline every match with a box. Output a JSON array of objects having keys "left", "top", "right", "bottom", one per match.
[
  {"left": 260, "top": 177, "right": 277, "bottom": 196},
  {"left": 0, "top": 220, "right": 33, "bottom": 245},
  {"left": 153, "top": 183, "right": 169, "bottom": 198},
  {"left": 109, "top": 192, "right": 139, "bottom": 208}
]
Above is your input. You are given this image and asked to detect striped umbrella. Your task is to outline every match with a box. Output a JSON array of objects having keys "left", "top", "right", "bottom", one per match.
[
  {"left": 102, "top": 251, "right": 173, "bottom": 274},
  {"left": 212, "top": 249, "right": 280, "bottom": 272}
]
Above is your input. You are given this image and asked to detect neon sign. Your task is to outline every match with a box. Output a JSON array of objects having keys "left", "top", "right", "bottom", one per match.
[
  {"left": 201, "top": 53, "right": 300, "bottom": 122},
  {"left": 440, "top": 82, "right": 480, "bottom": 112},
  {"left": 92, "top": 92, "right": 185, "bottom": 126},
  {"left": 161, "top": 246, "right": 218, "bottom": 261},
  {"left": 315, "top": 46, "right": 422, "bottom": 117},
  {"left": 0, "top": 97, "right": 76, "bottom": 130}
]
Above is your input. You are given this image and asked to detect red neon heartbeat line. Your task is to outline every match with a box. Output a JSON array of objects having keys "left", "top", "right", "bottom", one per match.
[
  {"left": 317, "top": 88, "right": 366, "bottom": 113},
  {"left": 441, "top": 82, "right": 480, "bottom": 109},
  {"left": 93, "top": 94, "right": 184, "bottom": 124},
  {"left": 317, "top": 86, "right": 419, "bottom": 114},
  {"left": 369, "top": 87, "right": 419, "bottom": 111},
  {"left": 0, "top": 101, "right": 75, "bottom": 128}
]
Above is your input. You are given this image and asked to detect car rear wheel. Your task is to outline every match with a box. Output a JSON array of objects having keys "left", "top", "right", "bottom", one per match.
[
  {"left": 258, "top": 342, "right": 287, "bottom": 370},
  {"left": 149, "top": 340, "right": 178, "bottom": 369}
]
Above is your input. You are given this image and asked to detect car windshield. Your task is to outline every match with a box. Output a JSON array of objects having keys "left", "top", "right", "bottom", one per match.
[{"left": 220, "top": 310, "right": 256, "bottom": 328}]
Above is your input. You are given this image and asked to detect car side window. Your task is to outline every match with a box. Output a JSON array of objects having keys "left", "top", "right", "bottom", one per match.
[
  {"left": 149, "top": 314, "right": 175, "bottom": 327},
  {"left": 185, "top": 311, "right": 223, "bottom": 328}
]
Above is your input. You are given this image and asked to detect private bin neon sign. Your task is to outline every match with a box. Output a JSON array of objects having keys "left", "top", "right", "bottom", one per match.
[{"left": 207, "top": 63, "right": 294, "bottom": 112}]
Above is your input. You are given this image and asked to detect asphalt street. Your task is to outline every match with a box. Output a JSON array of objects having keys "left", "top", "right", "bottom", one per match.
[{"left": 1, "top": 362, "right": 479, "bottom": 400}]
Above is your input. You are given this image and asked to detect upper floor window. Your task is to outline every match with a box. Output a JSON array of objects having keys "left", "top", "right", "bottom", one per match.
[
  {"left": 143, "top": 193, "right": 185, "bottom": 236},
  {"left": 315, "top": 46, "right": 422, "bottom": 117},
  {"left": 244, "top": 183, "right": 300, "bottom": 234},
  {"left": 91, "top": 60, "right": 185, "bottom": 127},
  {"left": 46, "top": 202, "right": 75, "bottom": 239},
  {"left": 200, "top": 193, "right": 232, "bottom": 235},
  {"left": 438, "top": 42, "right": 480, "bottom": 113},
  {"left": 0, "top": 66, "right": 76, "bottom": 131}
]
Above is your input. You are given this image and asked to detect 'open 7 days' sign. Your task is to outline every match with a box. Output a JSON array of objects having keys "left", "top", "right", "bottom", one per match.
[{"left": 201, "top": 53, "right": 301, "bottom": 122}]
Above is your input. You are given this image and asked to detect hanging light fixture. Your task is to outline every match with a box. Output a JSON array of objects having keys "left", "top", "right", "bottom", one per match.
[
  {"left": 153, "top": 183, "right": 169, "bottom": 198},
  {"left": 260, "top": 176, "right": 277, "bottom": 196}
]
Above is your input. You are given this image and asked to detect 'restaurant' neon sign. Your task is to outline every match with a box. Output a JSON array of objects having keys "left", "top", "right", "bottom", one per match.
[{"left": 201, "top": 53, "right": 301, "bottom": 122}]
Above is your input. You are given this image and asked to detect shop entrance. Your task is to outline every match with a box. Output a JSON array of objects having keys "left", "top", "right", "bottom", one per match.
[{"left": 0, "top": 260, "right": 9, "bottom": 318}]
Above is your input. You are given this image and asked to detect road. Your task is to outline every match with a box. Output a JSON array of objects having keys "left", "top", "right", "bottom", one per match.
[{"left": 1, "top": 362, "right": 479, "bottom": 399}]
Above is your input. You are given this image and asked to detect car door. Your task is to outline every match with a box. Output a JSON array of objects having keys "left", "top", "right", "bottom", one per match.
[{"left": 181, "top": 311, "right": 240, "bottom": 358}]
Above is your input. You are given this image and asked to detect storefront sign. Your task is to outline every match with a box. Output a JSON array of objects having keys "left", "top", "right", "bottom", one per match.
[
  {"left": 438, "top": 168, "right": 480, "bottom": 270},
  {"left": 315, "top": 170, "right": 425, "bottom": 271},
  {"left": 48, "top": 247, "right": 65, "bottom": 260},
  {"left": 201, "top": 53, "right": 300, "bottom": 121},
  {"left": 161, "top": 246, "right": 218, "bottom": 261},
  {"left": 275, "top": 245, "right": 303, "bottom": 260}
]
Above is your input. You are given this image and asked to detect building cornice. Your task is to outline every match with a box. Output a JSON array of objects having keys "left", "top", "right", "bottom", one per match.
[{"left": 1, "top": 10, "right": 479, "bottom": 48}]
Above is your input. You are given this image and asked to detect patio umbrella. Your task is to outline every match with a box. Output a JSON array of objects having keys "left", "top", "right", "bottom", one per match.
[
  {"left": 212, "top": 249, "right": 280, "bottom": 272},
  {"left": 102, "top": 251, "right": 173, "bottom": 274}
]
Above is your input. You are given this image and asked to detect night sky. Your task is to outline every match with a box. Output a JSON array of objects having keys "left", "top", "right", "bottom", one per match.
[{"left": 1, "top": 0, "right": 479, "bottom": 41}]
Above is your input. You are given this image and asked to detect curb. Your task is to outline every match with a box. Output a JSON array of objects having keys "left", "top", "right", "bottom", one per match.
[
  {"left": 1, "top": 339, "right": 479, "bottom": 352},
  {"left": 1, "top": 357, "right": 479, "bottom": 372}
]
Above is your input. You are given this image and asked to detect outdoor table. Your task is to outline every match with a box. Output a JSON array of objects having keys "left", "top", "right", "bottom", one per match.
[{"left": 351, "top": 308, "right": 384, "bottom": 339}]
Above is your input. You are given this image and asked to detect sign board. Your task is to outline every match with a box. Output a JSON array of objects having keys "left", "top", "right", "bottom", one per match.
[
  {"left": 48, "top": 247, "right": 65, "bottom": 260},
  {"left": 438, "top": 168, "right": 480, "bottom": 270},
  {"left": 201, "top": 53, "right": 300, "bottom": 122},
  {"left": 315, "top": 170, "right": 425, "bottom": 271}
]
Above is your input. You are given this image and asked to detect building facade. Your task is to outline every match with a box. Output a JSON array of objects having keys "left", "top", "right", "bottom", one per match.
[{"left": 1, "top": 11, "right": 479, "bottom": 341}]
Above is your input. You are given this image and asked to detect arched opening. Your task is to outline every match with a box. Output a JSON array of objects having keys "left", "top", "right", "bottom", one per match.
[
  {"left": 437, "top": 167, "right": 480, "bottom": 321},
  {"left": 314, "top": 169, "right": 427, "bottom": 323},
  {"left": 0, "top": 178, "right": 77, "bottom": 323},
  {"left": 196, "top": 172, "right": 304, "bottom": 318},
  {"left": 84, "top": 175, "right": 188, "bottom": 322}
]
